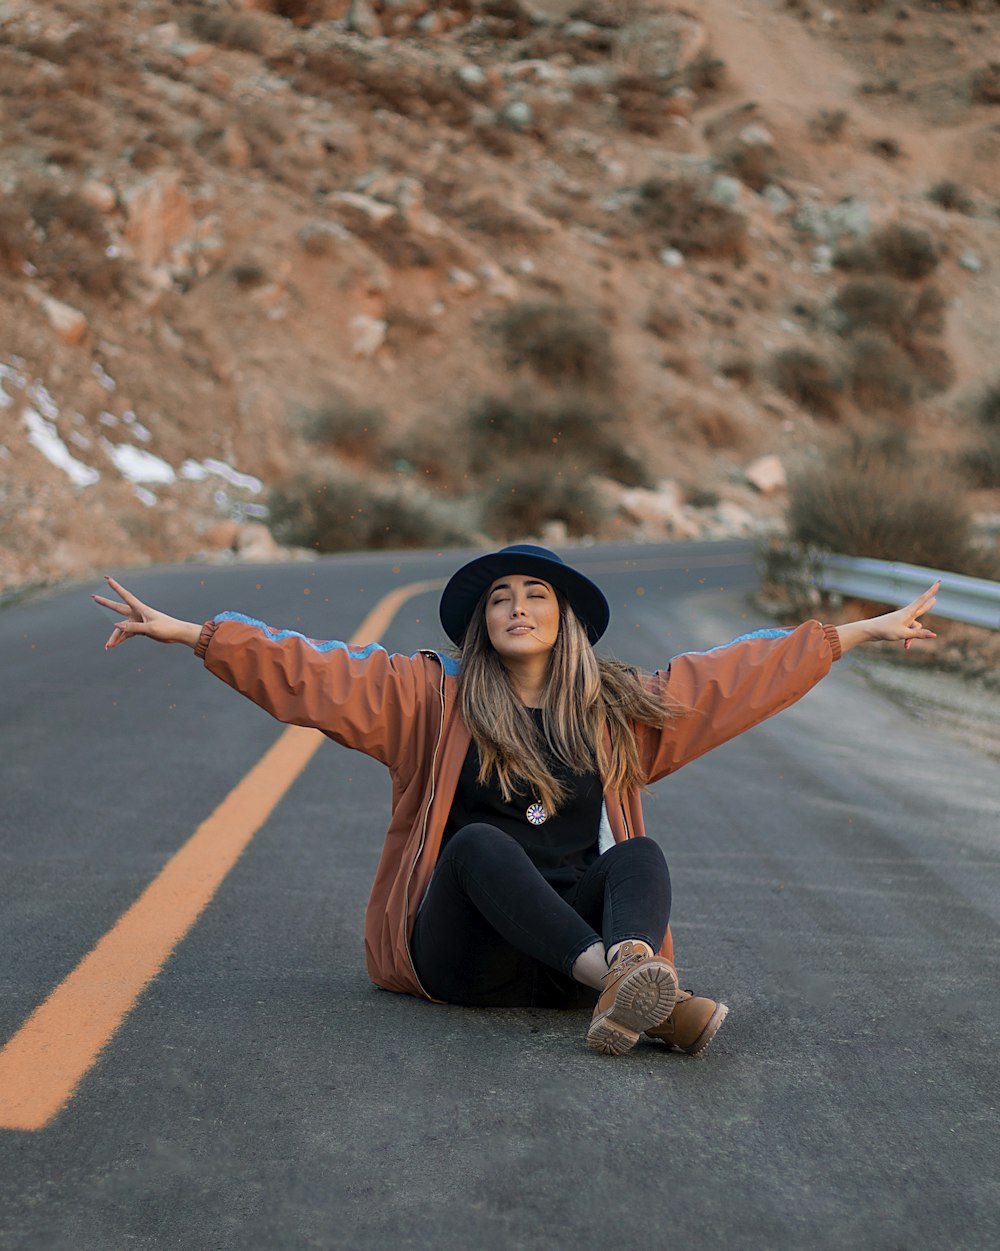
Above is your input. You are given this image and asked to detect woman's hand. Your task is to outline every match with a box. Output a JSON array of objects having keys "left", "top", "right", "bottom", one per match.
[
  {"left": 92, "top": 576, "right": 202, "bottom": 651},
  {"left": 835, "top": 582, "right": 940, "bottom": 655}
]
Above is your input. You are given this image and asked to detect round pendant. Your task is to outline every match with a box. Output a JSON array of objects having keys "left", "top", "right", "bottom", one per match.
[{"left": 526, "top": 802, "right": 547, "bottom": 826}]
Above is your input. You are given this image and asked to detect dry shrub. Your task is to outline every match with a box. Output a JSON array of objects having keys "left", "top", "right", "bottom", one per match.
[
  {"left": 633, "top": 175, "right": 748, "bottom": 262},
  {"left": 771, "top": 347, "right": 843, "bottom": 418},
  {"left": 480, "top": 466, "right": 609, "bottom": 540},
  {"left": 971, "top": 63, "right": 1000, "bottom": 105},
  {"left": 788, "top": 446, "right": 989, "bottom": 576},
  {"left": 847, "top": 335, "right": 915, "bottom": 410},
  {"left": 926, "top": 180, "right": 975, "bottom": 214},
  {"left": 808, "top": 108, "right": 849, "bottom": 142},
  {"left": 496, "top": 303, "right": 616, "bottom": 390},
  {"left": 353, "top": 63, "right": 471, "bottom": 126},
  {"left": 467, "top": 393, "right": 649, "bottom": 486},
  {"left": 717, "top": 143, "right": 780, "bottom": 192},
  {"left": 268, "top": 469, "right": 473, "bottom": 553},
  {"left": 666, "top": 401, "right": 745, "bottom": 449},
  {"left": 974, "top": 380, "right": 1000, "bottom": 427},
  {"left": 962, "top": 433, "right": 1000, "bottom": 488},
  {"left": 299, "top": 394, "right": 387, "bottom": 458},
  {"left": 188, "top": 13, "right": 267, "bottom": 53},
  {"left": 832, "top": 280, "right": 952, "bottom": 397},
  {"left": 835, "top": 222, "right": 940, "bottom": 281}
]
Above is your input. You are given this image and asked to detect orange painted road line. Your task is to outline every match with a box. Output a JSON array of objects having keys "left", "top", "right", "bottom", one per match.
[{"left": 0, "top": 577, "right": 443, "bottom": 1132}]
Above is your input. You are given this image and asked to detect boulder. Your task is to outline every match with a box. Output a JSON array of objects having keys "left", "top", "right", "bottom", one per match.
[
  {"left": 123, "top": 172, "right": 196, "bottom": 267},
  {"left": 350, "top": 314, "right": 387, "bottom": 358},
  {"left": 41, "top": 296, "right": 87, "bottom": 345},
  {"left": 745, "top": 454, "right": 787, "bottom": 495}
]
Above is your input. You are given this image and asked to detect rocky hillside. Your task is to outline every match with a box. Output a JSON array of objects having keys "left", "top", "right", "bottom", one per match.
[{"left": 1, "top": 0, "right": 998, "bottom": 593}]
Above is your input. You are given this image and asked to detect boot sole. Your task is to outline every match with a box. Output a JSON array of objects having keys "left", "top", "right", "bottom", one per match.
[{"left": 587, "top": 962, "right": 679, "bottom": 1056}]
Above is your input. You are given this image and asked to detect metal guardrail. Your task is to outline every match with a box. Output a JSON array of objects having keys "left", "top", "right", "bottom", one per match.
[{"left": 815, "top": 554, "right": 1000, "bottom": 631}]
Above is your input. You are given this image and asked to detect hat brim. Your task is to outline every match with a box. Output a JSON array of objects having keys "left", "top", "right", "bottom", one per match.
[{"left": 439, "top": 548, "right": 610, "bottom": 646}]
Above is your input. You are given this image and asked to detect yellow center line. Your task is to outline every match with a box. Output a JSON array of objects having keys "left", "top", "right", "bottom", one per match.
[{"left": 0, "top": 577, "right": 443, "bottom": 1132}]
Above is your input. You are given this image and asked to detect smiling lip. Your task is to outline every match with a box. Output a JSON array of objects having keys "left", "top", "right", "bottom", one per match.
[{"left": 507, "top": 624, "right": 534, "bottom": 634}]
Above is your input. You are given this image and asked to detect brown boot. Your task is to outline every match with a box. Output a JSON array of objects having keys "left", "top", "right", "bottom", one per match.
[
  {"left": 586, "top": 941, "right": 679, "bottom": 1056},
  {"left": 644, "top": 989, "right": 729, "bottom": 1056}
]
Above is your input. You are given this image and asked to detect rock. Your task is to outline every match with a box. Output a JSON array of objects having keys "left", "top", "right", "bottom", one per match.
[
  {"left": 171, "top": 41, "right": 214, "bottom": 67},
  {"left": 123, "top": 172, "right": 195, "bottom": 267},
  {"left": 745, "top": 454, "right": 787, "bottom": 495},
  {"left": 297, "top": 221, "right": 352, "bottom": 255},
  {"left": 498, "top": 101, "right": 535, "bottom": 131},
  {"left": 41, "top": 296, "right": 87, "bottom": 345},
  {"left": 458, "top": 65, "right": 487, "bottom": 87},
  {"left": 618, "top": 481, "right": 701, "bottom": 539},
  {"left": 447, "top": 267, "right": 478, "bottom": 294},
  {"left": 81, "top": 180, "right": 117, "bottom": 213},
  {"left": 222, "top": 126, "right": 252, "bottom": 169},
  {"left": 330, "top": 191, "right": 397, "bottom": 229},
  {"left": 235, "top": 522, "right": 284, "bottom": 562},
  {"left": 709, "top": 175, "right": 746, "bottom": 208},
  {"left": 793, "top": 196, "right": 871, "bottom": 242},
  {"left": 346, "top": 0, "right": 381, "bottom": 37},
  {"left": 959, "top": 252, "right": 983, "bottom": 273},
  {"left": 659, "top": 248, "right": 685, "bottom": 268},
  {"left": 762, "top": 184, "right": 793, "bottom": 216},
  {"left": 710, "top": 500, "right": 756, "bottom": 537},
  {"left": 349, "top": 314, "right": 387, "bottom": 358}
]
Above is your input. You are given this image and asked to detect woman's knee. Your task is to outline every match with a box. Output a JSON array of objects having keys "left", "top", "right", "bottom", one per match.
[
  {"left": 611, "top": 836, "right": 669, "bottom": 871},
  {"left": 440, "top": 823, "right": 521, "bottom": 878}
]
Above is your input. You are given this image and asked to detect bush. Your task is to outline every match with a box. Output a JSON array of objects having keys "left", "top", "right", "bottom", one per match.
[
  {"left": 787, "top": 450, "right": 988, "bottom": 576},
  {"left": 975, "top": 381, "right": 1000, "bottom": 428},
  {"left": 831, "top": 279, "right": 952, "bottom": 396},
  {"left": 480, "top": 467, "right": 608, "bottom": 540},
  {"left": 188, "top": 13, "right": 266, "bottom": 53},
  {"left": 298, "top": 394, "right": 387, "bottom": 458},
  {"left": 771, "top": 347, "right": 843, "bottom": 418},
  {"left": 268, "top": 470, "right": 473, "bottom": 553},
  {"left": 496, "top": 304, "right": 616, "bottom": 390},
  {"left": 835, "top": 222, "right": 940, "bottom": 281},
  {"left": 467, "top": 393, "right": 650, "bottom": 486},
  {"left": 847, "top": 335, "right": 915, "bottom": 410},
  {"left": 633, "top": 175, "right": 749, "bottom": 262},
  {"left": 926, "top": 181, "right": 975, "bottom": 215},
  {"left": 962, "top": 433, "right": 1000, "bottom": 488}
]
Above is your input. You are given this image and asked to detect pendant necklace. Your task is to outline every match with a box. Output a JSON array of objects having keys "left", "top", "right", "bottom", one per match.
[{"left": 526, "top": 801, "right": 548, "bottom": 826}]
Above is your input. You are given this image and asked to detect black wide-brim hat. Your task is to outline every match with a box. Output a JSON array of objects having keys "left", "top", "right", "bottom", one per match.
[{"left": 439, "top": 544, "right": 610, "bottom": 647}]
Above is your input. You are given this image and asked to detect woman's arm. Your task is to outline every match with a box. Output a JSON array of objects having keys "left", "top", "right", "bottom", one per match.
[
  {"left": 93, "top": 577, "right": 431, "bottom": 769},
  {"left": 835, "top": 581, "right": 939, "bottom": 654}
]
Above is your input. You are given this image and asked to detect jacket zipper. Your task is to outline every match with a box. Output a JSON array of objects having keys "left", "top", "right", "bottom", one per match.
[{"left": 402, "top": 656, "right": 446, "bottom": 999}]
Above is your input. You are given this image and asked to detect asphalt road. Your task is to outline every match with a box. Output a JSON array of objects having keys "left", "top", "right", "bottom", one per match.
[{"left": 1, "top": 541, "right": 998, "bottom": 1251}]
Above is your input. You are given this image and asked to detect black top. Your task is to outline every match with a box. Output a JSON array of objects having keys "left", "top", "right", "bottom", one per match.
[{"left": 442, "top": 709, "right": 603, "bottom": 891}]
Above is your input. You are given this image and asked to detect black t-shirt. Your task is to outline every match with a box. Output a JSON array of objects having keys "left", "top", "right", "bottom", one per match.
[{"left": 442, "top": 708, "right": 603, "bottom": 892}]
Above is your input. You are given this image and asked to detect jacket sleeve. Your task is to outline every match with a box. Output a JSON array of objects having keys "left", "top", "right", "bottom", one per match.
[
  {"left": 635, "top": 622, "right": 842, "bottom": 784},
  {"left": 195, "top": 612, "right": 430, "bottom": 769}
]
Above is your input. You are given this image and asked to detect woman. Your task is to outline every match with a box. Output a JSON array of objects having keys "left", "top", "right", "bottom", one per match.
[{"left": 94, "top": 544, "right": 939, "bottom": 1058}]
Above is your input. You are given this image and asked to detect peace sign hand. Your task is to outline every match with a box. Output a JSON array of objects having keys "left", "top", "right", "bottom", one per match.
[
  {"left": 870, "top": 581, "right": 940, "bottom": 650},
  {"left": 92, "top": 577, "right": 202, "bottom": 651}
]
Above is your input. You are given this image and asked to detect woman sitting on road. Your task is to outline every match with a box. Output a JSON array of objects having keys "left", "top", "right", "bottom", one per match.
[{"left": 94, "top": 545, "right": 938, "bottom": 1057}]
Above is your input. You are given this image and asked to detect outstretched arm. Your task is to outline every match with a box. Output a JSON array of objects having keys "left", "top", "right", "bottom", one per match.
[
  {"left": 835, "top": 582, "right": 939, "bottom": 655},
  {"left": 93, "top": 576, "right": 201, "bottom": 650}
]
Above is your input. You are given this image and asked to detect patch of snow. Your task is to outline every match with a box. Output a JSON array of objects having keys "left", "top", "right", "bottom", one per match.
[
  {"left": 27, "top": 382, "right": 59, "bottom": 421},
  {"left": 99, "top": 411, "right": 118, "bottom": 427},
  {"left": 69, "top": 431, "right": 92, "bottom": 450},
  {"left": 131, "top": 423, "right": 153, "bottom": 443},
  {"left": 101, "top": 439, "right": 176, "bottom": 485},
  {"left": 134, "top": 486, "right": 158, "bottom": 508},
  {"left": 182, "top": 457, "right": 263, "bottom": 494},
  {"left": 92, "top": 362, "right": 116, "bottom": 391},
  {"left": 23, "top": 407, "right": 101, "bottom": 488}
]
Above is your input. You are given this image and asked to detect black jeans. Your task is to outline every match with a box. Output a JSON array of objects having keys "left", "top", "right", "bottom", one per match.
[{"left": 410, "top": 823, "right": 671, "bottom": 1008}]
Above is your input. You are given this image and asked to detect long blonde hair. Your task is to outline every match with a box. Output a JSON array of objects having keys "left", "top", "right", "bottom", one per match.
[{"left": 457, "top": 591, "right": 678, "bottom": 814}]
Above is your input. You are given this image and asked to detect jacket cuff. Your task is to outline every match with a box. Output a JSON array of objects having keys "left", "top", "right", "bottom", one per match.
[
  {"left": 194, "top": 619, "right": 219, "bottom": 659},
  {"left": 822, "top": 623, "right": 843, "bottom": 663}
]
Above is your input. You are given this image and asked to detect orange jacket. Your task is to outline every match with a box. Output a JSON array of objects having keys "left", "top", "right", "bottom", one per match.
[{"left": 196, "top": 615, "right": 842, "bottom": 998}]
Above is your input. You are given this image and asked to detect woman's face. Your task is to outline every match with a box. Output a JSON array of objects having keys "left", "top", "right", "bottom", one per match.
[{"left": 484, "top": 574, "right": 561, "bottom": 663}]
